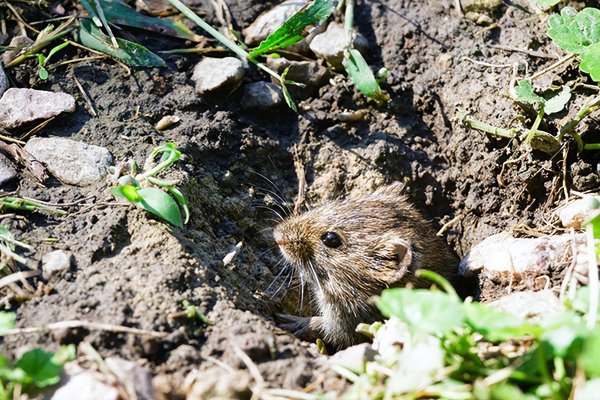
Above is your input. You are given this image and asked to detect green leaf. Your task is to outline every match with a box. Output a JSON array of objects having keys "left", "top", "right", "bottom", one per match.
[
  {"left": 535, "top": 0, "right": 561, "bottom": 11},
  {"left": 580, "top": 329, "right": 600, "bottom": 377},
  {"left": 514, "top": 80, "right": 545, "bottom": 105},
  {"left": 548, "top": 7, "right": 600, "bottom": 54},
  {"left": 76, "top": 18, "right": 166, "bottom": 67},
  {"left": 280, "top": 66, "right": 297, "bottom": 112},
  {"left": 545, "top": 85, "right": 571, "bottom": 114},
  {"left": 248, "top": 0, "right": 336, "bottom": 60},
  {"left": 111, "top": 185, "right": 142, "bottom": 203},
  {"left": 0, "top": 312, "right": 15, "bottom": 335},
  {"left": 16, "top": 349, "right": 63, "bottom": 388},
  {"left": 580, "top": 42, "right": 600, "bottom": 82},
  {"left": 79, "top": 0, "right": 200, "bottom": 41},
  {"left": 38, "top": 66, "right": 49, "bottom": 80},
  {"left": 464, "top": 303, "right": 539, "bottom": 342},
  {"left": 539, "top": 313, "right": 587, "bottom": 358},
  {"left": 137, "top": 188, "right": 183, "bottom": 227},
  {"left": 342, "top": 49, "right": 388, "bottom": 104},
  {"left": 377, "top": 288, "right": 466, "bottom": 335}
]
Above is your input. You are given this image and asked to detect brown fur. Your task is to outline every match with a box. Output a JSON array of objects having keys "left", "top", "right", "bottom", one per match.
[{"left": 273, "top": 183, "right": 458, "bottom": 349}]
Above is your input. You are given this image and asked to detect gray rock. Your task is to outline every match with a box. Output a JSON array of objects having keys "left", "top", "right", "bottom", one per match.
[
  {"left": 50, "top": 363, "right": 118, "bottom": 400},
  {"left": 241, "top": 82, "right": 284, "bottom": 111},
  {"left": 459, "top": 232, "right": 586, "bottom": 278},
  {"left": 2, "top": 35, "right": 33, "bottom": 65},
  {"left": 105, "top": 358, "right": 157, "bottom": 400},
  {"left": 0, "top": 153, "right": 17, "bottom": 186},
  {"left": 489, "top": 290, "right": 564, "bottom": 320},
  {"left": 309, "top": 22, "right": 369, "bottom": 69},
  {"left": 243, "top": 0, "right": 306, "bottom": 46},
  {"left": 266, "top": 57, "right": 328, "bottom": 96},
  {"left": 0, "top": 88, "right": 76, "bottom": 129},
  {"left": 191, "top": 57, "right": 244, "bottom": 95},
  {"left": 0, "top": 64, "right": 8, "bottom": 98},
  {"left": 25, "top": 137, "right": 113, "bottom": 186},
  {"left": 42, "top": 250, "right": 74, "bottom": 279}
]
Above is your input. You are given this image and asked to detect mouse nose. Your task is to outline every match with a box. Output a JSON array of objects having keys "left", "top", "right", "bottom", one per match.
[{"left": 273, "top": 229, "right": 285, "bottom": 245}]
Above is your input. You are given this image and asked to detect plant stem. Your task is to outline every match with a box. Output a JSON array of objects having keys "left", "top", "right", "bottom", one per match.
[
  {"left": 524, "top": 108, "right": 545, "bottom": 144},
  {"left": 559, "top": 94, "right": 600, "bottom": 142},
  {"left": 344, "top": 0, "right": 354, "bottom": 48},
  {"left": 168, "top": 0, "right": 281, "bottom": 81},
  {"left": 584, "top": 143, "right": 600, "bottom": 150},
  {"left": 461, "top": 116, "right": 517, "bottom": 139}
]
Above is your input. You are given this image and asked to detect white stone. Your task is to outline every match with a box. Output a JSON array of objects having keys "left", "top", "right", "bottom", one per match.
[
  {"left": 105, "top": 358, "right": 157, "bottom": 400},
  {"left": 191, "top": 57, "right": 244, "bottom": 94},
  {"left": 309, "top": 22, "right": 369, "bottom": 68},
  {"left": 25, "top": 137, "right": 113, "bottom": 186},
  {"left": 489, "top": 290, "right": 564, "bottom": 320},
  {"left": 241, "top": 82, "right": 283, "bottom": 110},
  {"left": 51, "top": 368, "right": 118, "bottom": 400},
  {"left": 243, "top": 0, "right": 307, "bottom": 45},
  {"left": 2, "top": 36, "right": 33, "bottom": 65},
  {"left": 42, "top": 250, "right": 73, "bottom": 279},
  {"left": 558, "top": 197, "right": 600, "bottom": 229},
  {"left": 459, "top": 232, "right": 586, "bottom": 277},
  {"left": 0, "top": 88, "right": 75, "bottom": 129}
]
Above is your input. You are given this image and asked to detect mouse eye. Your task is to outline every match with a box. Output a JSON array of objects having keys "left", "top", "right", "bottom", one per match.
[{"left": 320, "top": 231, "right": 342, "bottom": 248}]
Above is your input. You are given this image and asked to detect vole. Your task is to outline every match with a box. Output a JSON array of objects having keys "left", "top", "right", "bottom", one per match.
[{"left": 272, "top": 183, "right": 458, "bottom": 349}]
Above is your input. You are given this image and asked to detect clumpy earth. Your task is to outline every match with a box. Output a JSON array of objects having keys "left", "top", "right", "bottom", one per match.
[{"left": 2, "top": 0, "right": 600, "bottom": 397}]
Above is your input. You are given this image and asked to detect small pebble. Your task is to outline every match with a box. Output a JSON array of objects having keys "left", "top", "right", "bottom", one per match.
[
  {"left": 0, "top": 88, "right": 76, "bottom": 129},
  {"left": 241, "top": 82, "right": 284, "bottom": 111},
  {"left": 50, "top": 363, "right": 118, "bottom": 400},
  {"left": 243, "top": 0, "right": 306, "bottom": 45},
  {"left": 25, "top": 137, "right": 113, "bottom": 186},
  {"left": 42, "top": 250, "right": 74, "bottom": 279},
  {"left": 309, "top": 22, "right": 369, "bottom": 69},
  {"left": 191, "top": 57, "right": 244, "bottom": 95}
]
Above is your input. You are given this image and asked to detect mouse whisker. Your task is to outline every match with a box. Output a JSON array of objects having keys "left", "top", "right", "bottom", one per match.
[
  {"left": 252, "top": 205, "right": 286, "bottom": 222},
  {"left": 307, "top": 259, "right": 324, "bottom": 298},
  {"left": 270, "top": 269, "right": 294, "bottom": 299},
  {"left": 247, "top": 170, "right": 293, "bottom": 213},
  {"left": 265, "top": 260, "right": 290, "bottom": 294},
  {"left": 253, "top": 187, "right": 293, "bottom": 216},
  {"left": 299, "top": 271, "right": 306, "bottom": 311}
]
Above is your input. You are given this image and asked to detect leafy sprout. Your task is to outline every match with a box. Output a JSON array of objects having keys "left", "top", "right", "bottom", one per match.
[{"left": 110, "top": 142, "right": 189, "bottom": 227}]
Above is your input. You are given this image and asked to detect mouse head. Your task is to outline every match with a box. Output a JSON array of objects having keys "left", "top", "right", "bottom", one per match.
[{"left": 273, "top": 184, "right": 421, "bottom": 298}]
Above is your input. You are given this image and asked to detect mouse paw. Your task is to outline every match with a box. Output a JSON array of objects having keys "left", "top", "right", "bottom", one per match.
[{"left": 276, "top": 313, "right": 323, "bottom": 341}]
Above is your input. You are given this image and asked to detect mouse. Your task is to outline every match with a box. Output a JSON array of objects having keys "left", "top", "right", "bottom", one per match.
[{"left": 272, "top": 182, "right": 458, "bottom": 349}]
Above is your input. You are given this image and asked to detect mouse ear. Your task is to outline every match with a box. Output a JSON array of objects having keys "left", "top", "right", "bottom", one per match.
[{"left": 382, "top": 237, "right": 414, "bottom": 277}]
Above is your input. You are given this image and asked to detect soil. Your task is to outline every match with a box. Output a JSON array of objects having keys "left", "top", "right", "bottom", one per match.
[{"left": 2, "top": 0, "right": 600, "bottom": 397}]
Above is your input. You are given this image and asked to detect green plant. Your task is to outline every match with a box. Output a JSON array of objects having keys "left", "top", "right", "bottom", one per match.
[
  {"left": 0, "top": 312, "right": 75, "bottom": 400},
  {"left": 340, "top": 0, "right": 388, "bottom": 104},
  {"left": 110, "top": 142, "right": 189, "bottom": 228},
  {"left": 547, "top": 7, "right": 600, "bottom": 82},
  {"left": 335, "top": 271, "right": 600, "bottom": 399},
  {"left": 27, "top": 40, "right": 71, "bottom": 80}
]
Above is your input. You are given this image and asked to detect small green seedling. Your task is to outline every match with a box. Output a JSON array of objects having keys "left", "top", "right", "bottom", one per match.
[
  {"left": 341, "top": 0, "right": 388, "bottom": 104},
  {"left": 27, "top": 40, "right": 71, "bottom": 80},
  {"left": 182, "top": 300, "right": 213, "bottom": 325},
  {"left": 110, "top": 142, "right": 189, "bottom": 227},
  {"left": 0, "top": 312, "right": 75, "bottom": 399},
  {"left": 548, "top": 7, "right": 600, "bottom": 82},
  {"left": 514, "top": 79, "right": 571, "bottom": 151}
]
